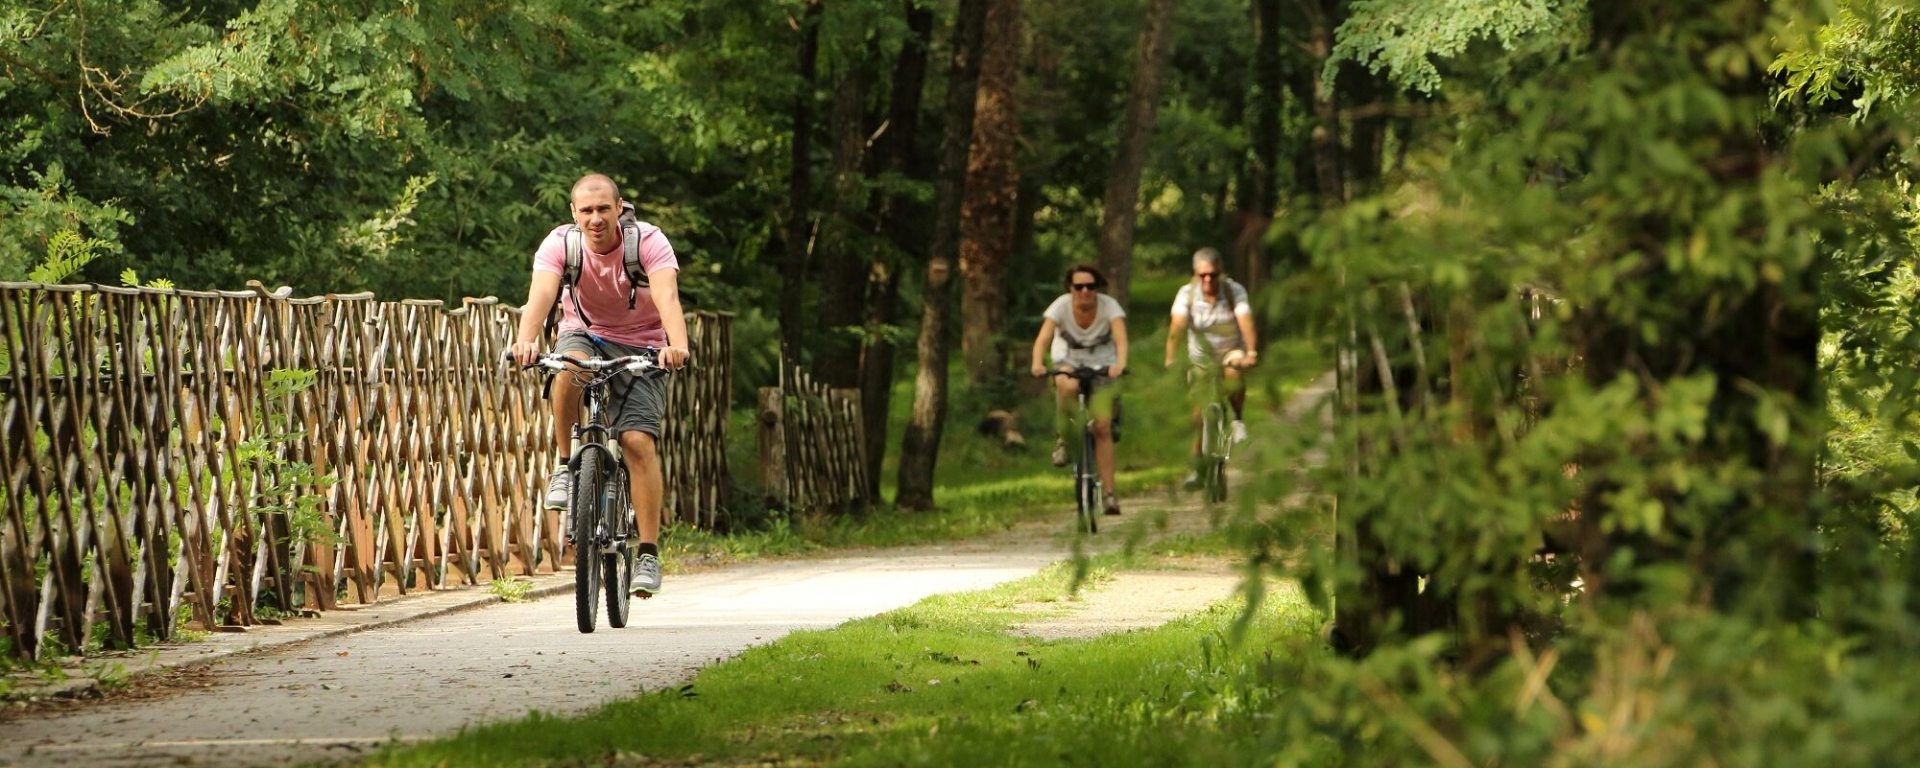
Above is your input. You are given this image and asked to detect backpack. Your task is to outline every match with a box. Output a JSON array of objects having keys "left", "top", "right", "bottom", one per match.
[{"left": 556, "top": 200, "right": 651, "bottom": 329}]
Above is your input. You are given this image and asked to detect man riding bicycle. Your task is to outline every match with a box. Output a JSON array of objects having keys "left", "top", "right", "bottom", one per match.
[
  {"left": 1030, "top": 264, "right": 1129, "bottom": 516},
  {"left": 1165, "top": 247, "right": 1257, "bottom": 488},
  {"left": 509, "top": 173, "right": 689, "bottom": 596}
]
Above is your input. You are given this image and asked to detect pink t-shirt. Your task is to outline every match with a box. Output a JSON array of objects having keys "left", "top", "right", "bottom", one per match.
[{"left": 533, "top": 223, "right": 680, "bottom": 347}]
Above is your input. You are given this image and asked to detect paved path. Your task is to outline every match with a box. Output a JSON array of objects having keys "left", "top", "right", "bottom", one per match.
[{"left": 0, "top": 541, "right": 1063, "bottom": 767}]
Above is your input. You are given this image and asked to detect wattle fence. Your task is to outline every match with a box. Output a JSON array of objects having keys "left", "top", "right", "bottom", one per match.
[
  {"left": 0, "top": 281, "right": 731, "bottom": 660},
  {"left": 756, "top": 361, "right": 870, "bottom": 513}
]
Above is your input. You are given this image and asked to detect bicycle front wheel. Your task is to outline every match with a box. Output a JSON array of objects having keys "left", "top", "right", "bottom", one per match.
[
  {"left": 1078, "top": 428, "right": 1099, "bottom": 534},
  {"left": 573, "top": 450, "right": 605, "bottom": 634},
  {"left": 1204, "top": 456, "right": 1228, "bottom": 503},
  {"left": 1200, "top": 405, "right": 1230, "bottom": 503}
]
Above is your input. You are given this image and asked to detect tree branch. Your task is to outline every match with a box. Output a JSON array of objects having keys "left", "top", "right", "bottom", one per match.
[{"left": 0, "top": 47, "right": 73, "bottom": 89}]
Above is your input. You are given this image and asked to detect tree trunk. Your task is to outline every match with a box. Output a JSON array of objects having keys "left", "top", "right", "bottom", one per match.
[
  {"left": 957, "top": 0, "right": 1023, "bottom": 385},
  {"left": 897, "top": 0, "right": 988, "bottom": 510},
  {"left": 859, "top": 0, "right": 935, "bottom": 499},
  {"left": 780, "top": 0, "right": 825, "bottom": 366},
  {"left": 1238, "top": 0, "right": 1285, "bottom": 290},
  {"left": 1094, "top": 0, "right": 1177, "bottom": 303},
  {"left": 814, "top": 45, "right": 874, "bottom": 387},
  {"left": 1341, "top": 64, "right": 1386, "bottom": 194},
  {"left": 1307, "top": 15, "right": 1343, "bottom": 202},
  {"left": 858, "top": 263, "right": 901, "bottom": 497}
]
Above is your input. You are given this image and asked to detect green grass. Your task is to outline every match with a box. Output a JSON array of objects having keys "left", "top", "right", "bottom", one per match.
[{"left": 368, "top": 546, "right": 1322, "bottom": 767}]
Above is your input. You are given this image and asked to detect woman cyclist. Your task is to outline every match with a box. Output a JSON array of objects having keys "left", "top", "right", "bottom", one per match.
[
  {"left": 1030, "top": 264, "right": 1129, "bottom": 516},
  {"left": 1165, "top": 247, "right": 1257, "bottom": 488}
]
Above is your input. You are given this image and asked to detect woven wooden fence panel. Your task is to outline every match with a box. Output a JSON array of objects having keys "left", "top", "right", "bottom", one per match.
[
  {"left": 757, "top": 361, "right": 868, "bottom": 513},
  {"left": 0, "top": 282, "right": 730, "bottom": 660}
]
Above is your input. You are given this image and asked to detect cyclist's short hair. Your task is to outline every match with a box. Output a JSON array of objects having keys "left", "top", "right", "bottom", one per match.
[
  {"left": 572, "top": 172, "right": 622, "bottom": 199},
  {"left": 1064, "top": 264, "right": 1107, "bottom": 291},
  {"left": 1192, "top": 247, "right": 1225, "bottom": 274}
]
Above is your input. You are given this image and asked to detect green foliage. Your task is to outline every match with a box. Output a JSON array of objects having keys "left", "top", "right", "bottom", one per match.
[
  {"left": 1330, "top": 0, "right": 1587, "bottom": 94},
  {"left": 1772, "top": 0, "right": 1920, "bottom": 115},
  {"left": 118, "top": 268, "right": 174, "bottom": 291},
  {"left": 486, "top": 578, "right": 533, "bottom": 604},
  {"left": 1280, "top": 0, "right": 1865, "bottom": 631},
  {"left": 0, "top": 167, "right": 131, "bottom": 281},
  {"left": 0, "top": 0, "right": 799, "bottom": 302},
  {"left": 27, "top": 230, "right": 108, "bottom": 285},
  {"left": 338, "top": 174, "right": 436, "bottom": 263},
  {"left": 1181, "top": 1, "right": 1920, "bottom": 765},
  {"left": 235, "top": 369, "right": 341, "bottom": 548}
]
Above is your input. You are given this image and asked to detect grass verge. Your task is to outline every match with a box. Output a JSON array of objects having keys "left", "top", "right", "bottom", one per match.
[{"left": 369, "top": 543, "right": 1318, "bottom": 767}]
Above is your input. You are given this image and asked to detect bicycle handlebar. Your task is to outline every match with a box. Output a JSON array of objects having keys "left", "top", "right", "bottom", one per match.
[
  {"left": 510, "top": 350, "right": 676, "bottom": 376},
  {"left": 534, "top": 354, "right": 660, "bottom": 374},
  {"left": 1046, "top": 366, "right": 1117, "bottom": 379}
]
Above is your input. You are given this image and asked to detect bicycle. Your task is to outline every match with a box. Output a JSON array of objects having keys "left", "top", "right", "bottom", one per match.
[
  {"left": 1050, "top": 367, "right": 1113, "bottom": 535},
  {"left": 1192, "top": 364, "right": 1235, "bottom": 503},
  {"left": 529, "top": 350, "right": 668, "bottom": 634}
]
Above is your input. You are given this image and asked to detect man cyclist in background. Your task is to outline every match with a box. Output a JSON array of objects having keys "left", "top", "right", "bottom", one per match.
[
  {"left": 1165, "top": 247, "right": 1257, "bottom": 488},
  {"left": 1030, "top": 264, "right": 1129, "bottom": 516},
  {"left": 509, "top": 173, "right": 689, "bottom": 596}
]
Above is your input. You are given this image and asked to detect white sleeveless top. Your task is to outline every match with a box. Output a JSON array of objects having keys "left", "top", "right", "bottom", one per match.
[{"left": 1044, "top": 293, "right": 1125, "bottom": 368}]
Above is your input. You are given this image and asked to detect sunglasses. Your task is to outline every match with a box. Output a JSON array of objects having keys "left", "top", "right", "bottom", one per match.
[
  {"left": 1070, "top": 283, "right": 1100, "bottom": 292},
  {"left": 1195, "top": 272, "right": 1218, "bottom": 280}
]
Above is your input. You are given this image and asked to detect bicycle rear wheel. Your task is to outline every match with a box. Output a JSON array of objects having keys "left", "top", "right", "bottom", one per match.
[
  {"left": 604, "top": 544, "right": 633, "bottom": 628},
  {"left": 605, "top": 465, "right": 634, "bottom": 628},
  {"left": 573, "top": 450, "right": 605, "bottom": 634}
]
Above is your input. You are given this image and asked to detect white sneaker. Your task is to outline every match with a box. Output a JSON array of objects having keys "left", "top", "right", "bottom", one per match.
[
  {"left": 544, "top": 469, "right": 571, "bottom": 510},
  {"left": 1230, "top": 420, "right": 1248, "bottom": 445},
  {"left": 633, "top": 553, "right": 663, "bottom": 595}
]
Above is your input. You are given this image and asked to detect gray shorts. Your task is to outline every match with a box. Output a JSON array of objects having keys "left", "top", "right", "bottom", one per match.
[{"left": 553, "top": 331, "right": 666, "bottom": 438}]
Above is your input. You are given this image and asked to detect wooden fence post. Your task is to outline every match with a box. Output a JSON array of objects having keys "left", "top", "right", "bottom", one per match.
[{"left": 758, "top": 387, "right": 788, "bottom": 510}]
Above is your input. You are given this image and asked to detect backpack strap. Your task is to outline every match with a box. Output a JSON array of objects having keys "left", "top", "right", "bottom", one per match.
[
  {"left": 562, "top": 226, "right": 594, "bottom": 328},
  {"left": 1183, "top": 281, "right": 1209, "bottom": 362},
  {"left": 618, "top": 201, "right": 649, "bottom": 309}
]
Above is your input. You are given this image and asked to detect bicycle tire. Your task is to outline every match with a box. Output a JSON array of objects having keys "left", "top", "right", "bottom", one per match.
[
  {"left": 1200, "top": 403, "right": 1230, "bottom": 503},
  {"left": 1200, "top": 402, "right": 1223, "bottom": 458},
  {"left": 605, "top": 545, "right": 633, "bottom": 628},
  {"left": 1205, "top": 456, "right": 1228, "bottom": 503},
  {"left": 605, "top": 465, "right": 634, "bottom": 628},
  {"left": 573, "top": 449, "right": 604, "bottom": 634},
  {"left": 1078, "top": 425, "right": 1099, "bottom": 535}
]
